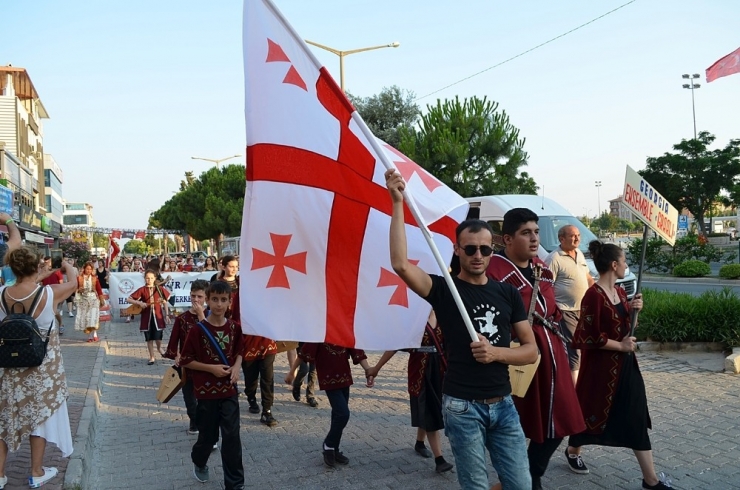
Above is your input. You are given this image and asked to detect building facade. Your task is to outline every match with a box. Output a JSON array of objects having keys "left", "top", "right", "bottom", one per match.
[
  {"left": 63, "top": 201, "right": 95, "bottom": 227},
  {"left": 609, "top": 195, "right": 637, "bottom": 222},
  {"left": 43, "top": 153, "right": 64, "bottom": 223},
  {"left": 0, "top": 66, "right": 58, "bottom": 251}
]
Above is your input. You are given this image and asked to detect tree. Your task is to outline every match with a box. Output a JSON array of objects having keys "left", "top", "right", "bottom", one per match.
[
  {"left": 640, "top": 132, "right": 740, "bottom": 235},
  {"left": 399, "top": 96, "right": 537, "bottom": 197},
  {"left": 143, "top": 234, "right": 176, "bottom": 253},
  {"left": 123, "top": 239, "right": 148, "bottom": 256},
  {"left": 60, "top": 239, "right": 90, "bottom": 267},
  {"left": 91, "top": 233, "right": 108, "bottom": 249},
  {"left": 152, "top": 165, "right": 246, "bottom": 249},
  {"left": 592, "top": 211, "right": 620, "bottom": 231},
  {"left": 347, "top": 85, "right": 420, "bottom": 149}
]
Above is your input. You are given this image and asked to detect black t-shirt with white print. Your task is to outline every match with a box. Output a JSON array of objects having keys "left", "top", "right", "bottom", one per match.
[{"left": 424, "top": 274, "right": 527, "bottom": 400}]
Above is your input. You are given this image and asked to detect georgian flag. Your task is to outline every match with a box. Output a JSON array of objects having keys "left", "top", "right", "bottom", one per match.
[{"left": 241, "top": 0, "right": 469, "bottom": 350}]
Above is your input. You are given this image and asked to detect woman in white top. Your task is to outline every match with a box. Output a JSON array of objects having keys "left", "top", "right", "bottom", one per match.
[{"left": 0, "top": 213, "right": 78, "bottom": 489}]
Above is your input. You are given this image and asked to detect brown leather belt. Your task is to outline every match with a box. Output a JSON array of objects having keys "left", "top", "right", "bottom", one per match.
[{"left": 473, "top": 396, "right": 504, "bottom": 405}]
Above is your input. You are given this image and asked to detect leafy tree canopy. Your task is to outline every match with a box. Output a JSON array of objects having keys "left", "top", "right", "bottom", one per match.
[
  {"left": 123, "top": 239, "right": 148, "bottom": 256},
  {"left": 152, "top": 164, "right": 245, "bottom": 243},
  {"left": 60, "top": 239, "right": 90, "bottom": 267},
  {"left": 347, "top": 85, "right": 420, "bottom": 149},
  {"left": 399, "top": 96, "right": 537, "bottom": 197},
  {"left": 640, "top": 131, "right": 740, "bottom": 235}
]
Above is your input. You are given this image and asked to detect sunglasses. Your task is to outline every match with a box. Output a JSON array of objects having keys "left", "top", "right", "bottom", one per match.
[{"left": 459, "top": 244, "right": 494, "bottom": 257}]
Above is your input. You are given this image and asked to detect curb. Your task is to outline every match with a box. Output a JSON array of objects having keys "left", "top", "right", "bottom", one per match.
[
  {"left": 641, "top": 275, "right": 740, "bottom": 285},
  {"left": 637, "top": 341, "right": 726, "bottom": 352},
  {"left": 63, "top": 339, "right": 107, "bottom": 490}
]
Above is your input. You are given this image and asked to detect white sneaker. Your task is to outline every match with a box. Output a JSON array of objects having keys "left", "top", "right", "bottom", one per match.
[
  {"left": 68, "top": 312, "right": 74, "bottom": 317},
  {"left": 0, "top": 474, "right": 7, "bottom": 489},
  {"left": 28, "top": 467, "right": 58, "bottom": 488}
]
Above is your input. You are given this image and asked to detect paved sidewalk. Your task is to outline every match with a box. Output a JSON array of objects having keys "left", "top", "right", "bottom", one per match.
[
  {"left": 3, "top": 322, "right": 102, "bottom": 490},
  {"left": 82, "top": 319, "right": 740, "bottom": 490}
]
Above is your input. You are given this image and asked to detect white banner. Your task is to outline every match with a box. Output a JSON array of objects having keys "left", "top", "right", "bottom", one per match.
[
  {"left": 108, "top": 272, "right": 215, "bottom": 312},
  {"left": 623, "top": 165, "right": 679, "bottom": 246}
]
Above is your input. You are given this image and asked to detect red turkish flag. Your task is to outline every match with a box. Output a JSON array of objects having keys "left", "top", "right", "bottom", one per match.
[
  {"left": 111, "top": 230, "right": 122, "bottom": 239},
  {"left": 706, "top": 47, "right": 740, "bottom": 83},
  {"left": 134, "top": 231, "right": 145, "bottom": 240},
  {"left": 241, "top": 0, "right": 469, "bottom": 350}
]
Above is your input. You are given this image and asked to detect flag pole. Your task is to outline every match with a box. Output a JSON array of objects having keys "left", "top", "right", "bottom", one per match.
[{"left": 262, "top": 0, "right": 478, "bottom": 342}]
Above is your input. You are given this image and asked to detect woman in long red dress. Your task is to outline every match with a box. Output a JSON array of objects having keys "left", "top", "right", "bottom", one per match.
[
  {"left": 566, "top": 241, "right": 670, "bottom": 490},
  {"left": 126, "top": 270, "right": 171, "bottom": 365}
]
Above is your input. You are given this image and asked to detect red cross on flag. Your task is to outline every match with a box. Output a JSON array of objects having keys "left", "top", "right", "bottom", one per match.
[{"left": 241, "top": 0, "right": 469, "bottom": 350}]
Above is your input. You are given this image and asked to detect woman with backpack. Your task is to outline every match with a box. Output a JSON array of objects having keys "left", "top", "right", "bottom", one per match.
[{"left": 0, "top": 214, "right": 79, "bottom": 489}]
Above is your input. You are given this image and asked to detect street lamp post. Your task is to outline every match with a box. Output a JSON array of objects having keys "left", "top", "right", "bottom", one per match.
[
  {"left": 304, "top": 40, "right": 400, "bottom": 92},
  {"left": 595, "top": 181, "right": 602, "bottom": 220},
  {"left": 190, "top": 154, "right": 242, "bottom": 167},
  {"left": 681, "top": 73, "right": 701, "bottom": 139}
]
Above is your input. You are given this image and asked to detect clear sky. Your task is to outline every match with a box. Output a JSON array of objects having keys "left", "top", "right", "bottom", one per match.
[{"left": 2, "top": 0, "right": 738, "bottom": 228}]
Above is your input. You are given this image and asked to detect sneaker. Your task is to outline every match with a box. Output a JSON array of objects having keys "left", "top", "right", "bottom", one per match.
[
  {"left": 643, "top": 479, "right": 672, "bottom": 489},
  {"left": 322, "top": 449, "right": 336, "bottom": 467},
  {"left": 334, "top": 450, "right": 349, "bottom": 465},
  {"left": 292, "top": 385, "right": 301, "bottom": 401},
  {"left": 193, "top": 464, "right": 209, "bottom": 483},
  {"left": 564, "top": 448, "right": 589, "bottom": 474},
  {"left": 68, "top": 312, "right": 74, "bottom": 317},
  {"left": 435, "top": 460, "right": 454, "bottom": 473},
  {"left": 187, "top": 426, "right": 199, "bottom": 435},
  {"left": 59, "top": 325, "right": 65, "bottom": 335},
  {"left": 260, "top": 411, "right": 277, "bottom": 427},
  {"left": 0, "top": 475, "right": 7, "bottom": 489},
  {"left": 248, "top": 398, "right": 260, "bottom": 414},
  {"left": 307, "top": 397, "right": 319, "bottom": 408},
  {"left": 212, "top": 443, "right": 218, "bottom": 451},
  {"left": 28, "top": 467, "right": 58, "bottom": 488}
]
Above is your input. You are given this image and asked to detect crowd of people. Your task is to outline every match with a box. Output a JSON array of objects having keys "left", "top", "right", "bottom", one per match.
[{"left": 0, "top": 169, "right": 673, "bottom": 490}]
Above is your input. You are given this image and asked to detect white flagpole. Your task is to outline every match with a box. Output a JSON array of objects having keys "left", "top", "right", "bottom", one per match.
[{"left": 259, "top": 0, "right": 478, "bottom": 343}]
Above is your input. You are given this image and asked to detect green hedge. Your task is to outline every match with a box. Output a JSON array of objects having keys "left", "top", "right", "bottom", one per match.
[
  {"left": 672, "top": 260, "right": 711, "bottom": 277},
  {"left": 637, "top": 288, "right": 740, "bottom": 347},
  {"left": 719, "top": 264, "right": 740, "bottom": 279}
]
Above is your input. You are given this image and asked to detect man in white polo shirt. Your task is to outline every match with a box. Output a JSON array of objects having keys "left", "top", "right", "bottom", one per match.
[{"left": 545, "top": 224, "right": 593, "bottom": 385}]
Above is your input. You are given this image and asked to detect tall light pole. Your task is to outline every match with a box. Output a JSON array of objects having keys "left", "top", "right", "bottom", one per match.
[
  {"left": 595, "top": 181, "right": 602, "bottom": 219},
  {"left": 190, "top": 154, "right": 242, "bottom": 167},
  {"left": 681, "top": 73, "right": 701, "bottom": 139},
  {"left": 304, "top": 40, "right": 400, "bottom": 92}
]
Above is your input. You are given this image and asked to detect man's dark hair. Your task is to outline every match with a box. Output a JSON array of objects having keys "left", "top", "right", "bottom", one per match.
[
  {"left": 207, "top": 280, "right": 232, "bottom": 297},
  {"left": 44, "top": 256, "right": 51, "bottom": 261},
  {"left": 190, "top": 279, "right": 209, "bottom": 293},
  {"left": 455, "top": 219, "right": 494, "bottom": 241},
  {"left": 502, "top": 208, "right": 539, "bottom": 237}
]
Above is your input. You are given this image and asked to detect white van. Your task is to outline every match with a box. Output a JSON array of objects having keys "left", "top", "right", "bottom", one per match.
[{"left": 466, "top": 195, "right": 637, "bottom": 298}]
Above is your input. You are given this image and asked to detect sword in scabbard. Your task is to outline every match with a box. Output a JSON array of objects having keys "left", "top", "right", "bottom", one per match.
[{"left": 532, "top": 311, "right": 569, "bottom": 344}]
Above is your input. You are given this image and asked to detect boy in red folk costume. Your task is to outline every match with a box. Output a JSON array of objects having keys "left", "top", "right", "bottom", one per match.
[
  {"left": 241, "top": 334, "right": 279, "bottom": 427},
  {"left": 286, "top": 343, "right": 374, "bottom": 468},
  {"left": 179, "top": 281, "right": 244, "bottom": 490},
  {"left": 164, "top": 279, "right": 209, "bottom": 434}
]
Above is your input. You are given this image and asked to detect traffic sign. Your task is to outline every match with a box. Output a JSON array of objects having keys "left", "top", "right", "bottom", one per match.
[{"left": 678, "top": 215, "right": 689, "bottom": 230}]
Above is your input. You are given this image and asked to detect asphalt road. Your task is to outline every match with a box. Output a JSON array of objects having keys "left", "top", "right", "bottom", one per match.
[{"left": 642, "top": 280, "right": 740, "bottom": 296}]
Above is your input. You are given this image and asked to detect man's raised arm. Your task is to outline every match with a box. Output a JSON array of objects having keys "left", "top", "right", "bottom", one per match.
[{"left": 386, "top": 169, "right": 433, "bottom": 298}]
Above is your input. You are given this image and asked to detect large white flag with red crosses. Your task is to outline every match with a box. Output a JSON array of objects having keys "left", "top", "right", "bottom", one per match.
[{"left": 240, "top": 0, "right": 469, "bottom": 350}]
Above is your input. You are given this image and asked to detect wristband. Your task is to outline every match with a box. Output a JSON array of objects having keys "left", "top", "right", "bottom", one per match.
[{"left": 5, "top": 219, "right": 13, "bottom": 225}]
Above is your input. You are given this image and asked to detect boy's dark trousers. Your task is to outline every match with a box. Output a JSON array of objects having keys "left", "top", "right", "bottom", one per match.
[
  {"left": 192, "top": 395, "right": 244, "bottom": 490},
  {"left": 324, "top": 386, "right": 350, "bottom": 449},
  {"left": 242, "top": 354, "right": 275, "bottom": 411},
  {"left": 181, "top": 375, "right": 197, "bottom": 427},
  {"left": 293, "top": 360, "right": 317, "bottom": 398}
]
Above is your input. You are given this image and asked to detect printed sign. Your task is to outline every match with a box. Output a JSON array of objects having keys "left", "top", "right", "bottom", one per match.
[
  {"left": 108, "top": 271, "right": 216, "bottom": 313},
  {"left": 678, "top": 215, "right": 689, "bottom": 230},
  {"left": 623, "top": 166, "right": 679, "bottom": 246},
  {"left": 0, "top": 185, "right": 13, "bottom": 215}
]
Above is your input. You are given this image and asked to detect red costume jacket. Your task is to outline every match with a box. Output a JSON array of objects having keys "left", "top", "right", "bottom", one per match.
[
  {"left": 298, "top": 343, "right": 366, "bottom": 391},
  {"left": 487, "top": 254, "right": 585, "bottom": 443},
  {"left": 407, "top": 322, "right": 446, "bottom": 397},
  {"left": 180, "top": 319, "right": 244, "bottom": 400},
  {"left": 242, "top": 335, "right": 278, "bottom": 361},
  {"left": 129, "top": 285, "right": 170, "bottom": 332},
  {"left": 164, "top": 310, "right": 199, "bottom": 359},
  {"left": 572, "top": 284, "right": 637, "bottom": 434}
]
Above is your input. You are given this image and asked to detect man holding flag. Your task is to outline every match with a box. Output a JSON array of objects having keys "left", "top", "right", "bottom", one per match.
[{"left": 386, "top": 169, "right": 538, "bottom": 490}]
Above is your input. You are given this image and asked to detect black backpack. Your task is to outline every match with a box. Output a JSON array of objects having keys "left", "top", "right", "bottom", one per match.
[{"left": 0, "top": 287, "right": 53, "bottom": 368}]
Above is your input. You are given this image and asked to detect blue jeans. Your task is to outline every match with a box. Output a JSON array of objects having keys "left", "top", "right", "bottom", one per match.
[
  {"left": 324, "top": 387, "right": 350, "bottom": 450},
  {"left": 443, "top": 394, "right": 531, "bottom": 490}
]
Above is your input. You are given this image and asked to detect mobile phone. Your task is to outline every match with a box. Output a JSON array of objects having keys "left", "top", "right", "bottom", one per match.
[{"left": 51, "top": 249, "right": 63, "bottom": 269}]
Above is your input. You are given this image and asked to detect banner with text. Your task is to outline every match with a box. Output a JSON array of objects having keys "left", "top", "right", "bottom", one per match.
[
  {"left": 623, "top": 165, "right": 679, "bottom": 246},
  {"left": 108, "top": 272, "right": 215, "bottom": 312}
]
